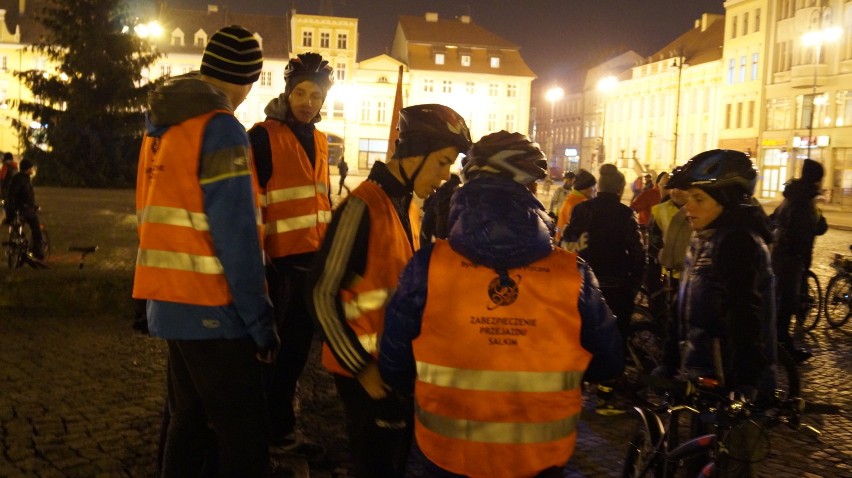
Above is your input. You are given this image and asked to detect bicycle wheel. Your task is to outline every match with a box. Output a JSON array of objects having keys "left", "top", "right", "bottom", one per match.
[
  {"left": 776, "top": 345, "right": 801, "bottom": 399},
  {"left": 624, "top": 306, "right": 666, "bottom": 407},
  {"left": 622, "top": 425, "right": 663, "bottom": 478},
  {"left": 6, "top": 227, "right": 25, "bottom": 269},
  {"left": 40, "top": 228, "right": 50, "bottom": 260},
  {"left": 824, "top": 274, "right": 852, "bottom": 328},
  {"left": 795, "top": 270, "right": 821, "bottom": 331}
]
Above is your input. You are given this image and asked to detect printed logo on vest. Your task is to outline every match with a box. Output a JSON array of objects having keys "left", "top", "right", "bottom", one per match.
[{"left": 487, "top": 274, "right": 520, "bottom": 309}]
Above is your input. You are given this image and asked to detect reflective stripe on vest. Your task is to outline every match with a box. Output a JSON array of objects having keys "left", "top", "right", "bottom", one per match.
[
  {"left": 416, "top": 404, "right": 580, "bottom": 445},
  {"left": 321, "top": 181, "right": 415, "bottom": 377},
  {"left": 412, "top": 240, "right": 590, "bottom": 478},
  {"left": 255, "top": 121, "right": 331, "bottom": 258}
]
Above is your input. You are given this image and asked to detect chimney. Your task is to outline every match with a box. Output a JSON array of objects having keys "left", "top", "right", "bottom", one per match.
[
  {"left": 208, "top": 4, "right": 219, "bottom": 14},
  {"left": 459, "top": 15, "right": 471, "bottom": 24},
  {"left": 425, "top": 12, "right": 438, "bottom": 22}
]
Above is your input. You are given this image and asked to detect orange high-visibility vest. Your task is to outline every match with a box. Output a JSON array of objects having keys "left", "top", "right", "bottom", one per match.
[
  {"left": 134, "top": 110, "right": 263, "bottom": 306},
  {"left": 555, "top": 191, "right": 588, "bottom": 242},
  {"left": 412, "top": 240, "right": 591, "bottom": 478},
  {"left": 255, "top": 120, "right": 332, "bottom": 258},
  {"left": 321, "top": 180, "right": 417, "bottom": 376}
]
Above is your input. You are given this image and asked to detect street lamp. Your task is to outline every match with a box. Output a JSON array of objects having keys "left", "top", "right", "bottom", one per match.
[
  {"left": 671, "top": 51, "right": 687, "bottom": 168},
  {"left": 596, "top": 76, "right": 617, "bottom": 169},
  {"left": 545, "top": 86, "right": 564, "bottom": 169},
  {"left": 800, "top": 5, "right": 842, "bottom": 159}
]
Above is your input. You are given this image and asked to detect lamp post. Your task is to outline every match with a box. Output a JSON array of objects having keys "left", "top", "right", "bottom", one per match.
[
  {"left": 671, "top": 51, "right": 686, "bottom": 168},
  {"left": 800, "top": 3, "right": 842, "bottom": 160},
  {"left": 545, "top": 86, "right": 564, "bottom": 169},
  {"left": 596, "top": 76, "right": 618, "bottom": 170}
]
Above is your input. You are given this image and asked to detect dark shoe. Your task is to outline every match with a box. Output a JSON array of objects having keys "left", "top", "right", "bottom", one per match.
[{"left": 269, "top": 436, "right": 325, "bottom": 461}]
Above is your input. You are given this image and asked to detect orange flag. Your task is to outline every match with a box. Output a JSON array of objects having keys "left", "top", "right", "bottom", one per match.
[{"left": 386, "top": 65, "right": 404, "bottom": 161}]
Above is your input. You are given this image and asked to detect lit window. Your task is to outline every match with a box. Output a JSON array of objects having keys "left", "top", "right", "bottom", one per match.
[
  {"left": 335, "top": 62, "right": 346, "bottom": 81},
  {"left": 442, "top": 80, "right": 452, "bottom": 93},
  {"left": 302, "top": 31, "right": 312, "bottom": 47},
  {"left": 489, "top": 83, "right": 498, "bottom": 96},
  {"left": 435, "top": 53, "right": 445, "bottom": 65},
  {"left": 320, "top": 32, "right": 330, "bottom": 48},
  {"left": 337, "top": 33, "right": 348, "bottom": 49},
  {"left": 461, "top": 55, "right": 471, "bottom": 67},
  {"left": 507, "top": 84, "right": 517, "bottom": 98},
  {"left": 424, "top": 79, "right": 434, "bottom": 92},
  {"left": 260, "top": 71, "right": 272, "bottom": 87},
  {"left": 465, "top": 82, "right": 475, "bottom": 94},
  {"left": 490, "top": 57, "right": 500, "bottom": 68}
]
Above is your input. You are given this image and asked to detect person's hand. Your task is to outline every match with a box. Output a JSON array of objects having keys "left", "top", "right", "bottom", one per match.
[
  {"left": 256, "top": 334, "right": 281, "bottom": 364},
  {"left": 356, "top": 361, "right": 391, "bottom": 399}
]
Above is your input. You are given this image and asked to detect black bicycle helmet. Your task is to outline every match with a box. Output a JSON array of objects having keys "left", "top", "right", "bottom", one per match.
[
  {"left": 284, "top": 52, "right": 334, "bottom": 92},
  {"left": 462, "top": 131, "right": 547, "bottom": 186},
  {"left": 391, "top": 104, "right": 472, "bottom": 160},
  {"left": 667, "top": 149, "right": 757, "bottom": 206}
]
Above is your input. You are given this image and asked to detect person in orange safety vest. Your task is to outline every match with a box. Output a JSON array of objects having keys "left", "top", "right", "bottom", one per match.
[
  {"left": 379, "top": 131, "right": 624, "bottom": 478},
  {"left": 307, "top": 104, "right": 473, "bottom": 478},
  {"left": 248, "top": 52, "right": 334, "bottom": 459}
]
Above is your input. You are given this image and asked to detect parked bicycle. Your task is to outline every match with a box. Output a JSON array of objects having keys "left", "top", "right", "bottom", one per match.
[
  {"left": 794, "top": 269, "right": 823, "bottom": 331},
  {"left": 824, "top": 245, "right": 852, "bottom": 329},
  {"left": 3, "top": 209, "right": 50, "bottom": 269},
  {"left": 622, "top": 376, "right": 838, "bottom": 478}
]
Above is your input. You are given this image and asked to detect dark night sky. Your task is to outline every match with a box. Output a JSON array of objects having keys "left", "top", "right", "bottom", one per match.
[{"left": 164, "top": 0, "right": 725, "bottom": 86}]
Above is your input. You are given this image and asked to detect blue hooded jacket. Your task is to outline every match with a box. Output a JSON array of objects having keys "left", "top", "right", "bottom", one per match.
[{"left": 379, "top": 177, "right": 624, "bottom": 392}]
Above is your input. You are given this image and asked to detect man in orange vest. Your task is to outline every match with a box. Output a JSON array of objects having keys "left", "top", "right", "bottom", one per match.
[
  {"left": 248, "top": 52, "right": 334, "bottom": 459},
  {"left": 379, "top": 132, "right": 624, "bottom": 478},
  {"left": 307, "top": 104, "right": 472, "bottom": 478},
  {"left": 133, "top": 26, "right": 278, "bottom": 477},
  {"left": 554, "top": 168, "right": 595, "bottom": 242}
]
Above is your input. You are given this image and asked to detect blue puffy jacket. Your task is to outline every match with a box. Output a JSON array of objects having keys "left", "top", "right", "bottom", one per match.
[{"left": 379, "top": 177, "right": 624, "bottom": 392}]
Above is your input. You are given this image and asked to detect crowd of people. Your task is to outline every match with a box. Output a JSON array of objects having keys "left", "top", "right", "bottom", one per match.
[{"left": 130, "top": 24, "right": 826, "bottom": 478}]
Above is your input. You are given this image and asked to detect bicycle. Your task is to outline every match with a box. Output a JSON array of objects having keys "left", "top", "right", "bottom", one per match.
[
  {"left": 622, "top": 376, "right": 837, "bottom": 478},
  {"left": 823, "top": 246, "right": 852, "bottom": 329},
  {"left": 794, "top": 269, "right": 822, "bottom": 331},
  {"left": 3, "top": 210, "right": 50, "bottom": 269}
]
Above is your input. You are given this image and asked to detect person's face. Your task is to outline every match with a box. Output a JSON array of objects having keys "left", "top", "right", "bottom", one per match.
[
  {"left": 684, "top": 188, "right": 724, "bottom": 231},
  {"left": 288, "top": 81, "right": 324, "bottom": 123},
  {"left": 230, "top": 83, "right": 252, "bottom": 109},
  {"left": 669, "top": 187, "right": 688, "bottom": 207},
  {"left": 408, "top": 145, "right": 458, "bottom": 199}
]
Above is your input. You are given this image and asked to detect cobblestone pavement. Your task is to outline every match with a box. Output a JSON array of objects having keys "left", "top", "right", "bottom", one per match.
[{"left": 1, "top": 215, "right": 851, "bottom": 477}]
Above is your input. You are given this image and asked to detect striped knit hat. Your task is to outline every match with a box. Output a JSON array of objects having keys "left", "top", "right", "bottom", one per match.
[{"left": 200, "top": 25, "right": 263, "bottom": 85}]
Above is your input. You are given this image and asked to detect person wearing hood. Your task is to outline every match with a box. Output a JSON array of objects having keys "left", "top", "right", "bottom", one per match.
[
  {"left": 378, "top": 131, "right": 623, "bottom": 478},
  {"left": 662, "top": 149, "right": 776, "bottom": 477},
  {"left": 134, "top": 26, "right": 278, "bottom": 477},
  {"left": 307, "top": 103, "right": 472, "bottom": 478},
  {"left": 561, "top": 163, "right": 645, "bottom": 415},
  {"left": 247, "top": 52, "right": 334, "bottom": 459},
  {"left": 770, "top": 158, "right": 827, "bottom": 363}
]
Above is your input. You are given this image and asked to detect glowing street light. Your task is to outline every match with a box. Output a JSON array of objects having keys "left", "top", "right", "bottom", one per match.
[{"left": 545, "top": 86, "right": 564, "bottom": 166}]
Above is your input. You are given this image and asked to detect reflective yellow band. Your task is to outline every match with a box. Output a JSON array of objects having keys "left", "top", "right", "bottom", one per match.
[
  {"left": 416, "top": 362, "right": 585, "bottom": 393},
  {"left": 266, "top": 211, "right": 332, "bottom": 235},
  {"left": 416, "top": 405, "right": 579, "bottom": 444},
  {"left": 137, "top": 248, "right": 225, "bottom": 275},
  {"left": 342, "top": 288, "right": 392, "bottom": 320},
  {"left": 138, "top": 205, "right": 210, "bottom": 231},
  {"left": 358, "top": 333, "right": 378, "bottom": 355},
  {"left": 266, "top": 183, "right": 329, "bottom": 205}
]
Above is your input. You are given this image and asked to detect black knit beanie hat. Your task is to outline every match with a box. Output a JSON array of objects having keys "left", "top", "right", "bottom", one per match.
[
  {"left": 200, "top": 25, "right": 263, "bottom": 85},
  {"left": 801, "top": 158, "right": 824, "bottom": 184},
  {"left": 573, "top": 169, "right": 596, "bottom": 190}
]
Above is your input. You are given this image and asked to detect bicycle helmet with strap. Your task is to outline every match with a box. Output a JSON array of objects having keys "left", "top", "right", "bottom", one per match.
[
  {"left": 462, "top": 131, "right": 547, "bottom": 186},
  {"left": 667, "top": 149, "right": 757, "bottom": 206},
  {"left": 284, "top": 52, "right": 334, "bottom": 93},
  {"left": 391, "top": 104, "right": 471, "bottom": 160}
]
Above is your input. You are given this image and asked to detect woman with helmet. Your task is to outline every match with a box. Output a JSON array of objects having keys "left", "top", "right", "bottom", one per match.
[
  {"left": 307, "top": 104, "right": 471, "bottom": 478},
  {"left": 662, "top": 149, "right": 776, "bottom": 477},
  {"left": 248, "top": 52, "right": 335, "bottom": 460},
  {"left": 379, "top": 131, "right": 624, "bottom": 478}
]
